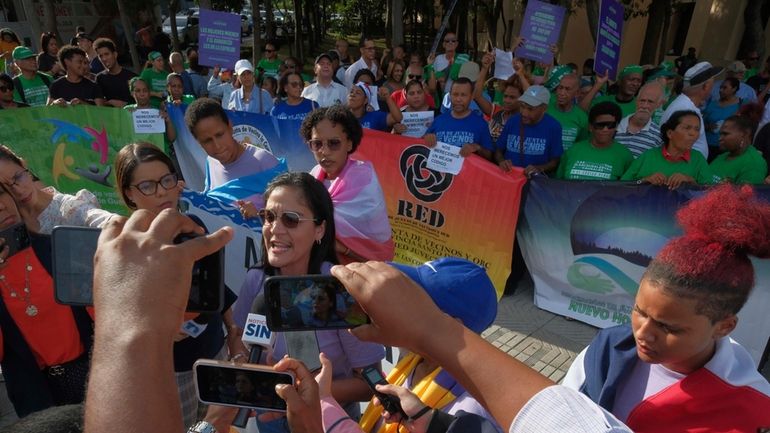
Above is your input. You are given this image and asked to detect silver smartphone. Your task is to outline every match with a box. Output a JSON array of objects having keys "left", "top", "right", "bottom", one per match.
[{"left": 193, "top": 359, "right": 295, "bottom": 412}]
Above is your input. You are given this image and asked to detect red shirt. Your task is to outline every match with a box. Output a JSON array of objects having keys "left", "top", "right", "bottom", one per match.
[
  {"left": 391, "top": 88, "right": 436, "bottom": 110},
  {"left": 662, "top": 146, "right": 691, "bottom": 162}
]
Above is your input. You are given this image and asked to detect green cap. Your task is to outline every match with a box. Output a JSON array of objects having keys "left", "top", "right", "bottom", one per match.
[
  {"left": 12, "top": 46, "right": 36, "bottom": 60},
  {"left": 148, "top": 51, "right": 162, "bottom": 61},
  {"left": 619, "top": 64, "right": 643, "bottom": 80},
  {"left": 544, "top": 64, "right": 573, "bottom": 91}
]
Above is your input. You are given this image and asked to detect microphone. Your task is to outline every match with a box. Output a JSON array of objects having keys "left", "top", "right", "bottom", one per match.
[{"left": 232, "top": 293, "right": 274, "bottom": 427}]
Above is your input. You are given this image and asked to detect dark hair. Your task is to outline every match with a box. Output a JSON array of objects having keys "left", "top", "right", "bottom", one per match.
[
  {"left": 1, "top": 404, "right": 84, "bottom": 433},
  {"left": 114, "top": 142, "right": 176, "bottom": 209},
  {"left": 723, "top": 114, "right": 755, "bottom": 137},
  {"left": 644, "top": 185, "right": 770, "bottom": 322},
  {"left": 40, "top": 32, "right": 57, "bottom": 53},
  {"left": 722, "top": 76, "right": 740, "bottom": 92},
  {"left": 358, "top": 36, "right": 373, "bottom": 48},
  {"left": 299, "top": 105, "right": 363, "bottom": 152},
  {"left": 166, "top": 72, "right": 184, "bottom": 86},
  {"left": 0, "top": 73, "right": 12, "bottom": 88},
  {"left": 353, "top": 68, "right": 375, "bottom": 84},
  {"left": 588, "top": 101, "right": 622, "bottom": 124},
  {"left": 0, "top": 144, "right": 26, "bottom": 168},
  {"left": 185, "top": 98, "right": 230, "bottom": 138},
  {"left": 736, "top": 102, "right": 764, "bottom": 129},
  {"left": 502, "top": 78, "right": 523, "bottom": 94},
  {"left": 660, "top": 110, "right": 700, "bottom": 146},
  {"left": 58, "top": 44, "right": 85, "bottom": 66},
  {"left": 404, "top": 79, "right": 423, "bottom": 94},
  {"left": 260, "top": 172, "right": 337, "bottom": 276},
  {"left": 451, "top": 77, "right": 474, "bottom": 92},
  {"left": 128, "top": 76, "right": 149, "bottom": 92},
  {"left": 0, "top": 28, "right": 20, "bottom": 44},
  {"left": 93, "top": 37, "right": 116, "bottom": 52},
  {"left": 278, "top": 71, "right": 302, "bottom": 98},
  {"left": 263, "top": 40, "right": 278, "bottom": 50},
  {"left": 262, "top": 76, "right": 278, "bottom": 94}
]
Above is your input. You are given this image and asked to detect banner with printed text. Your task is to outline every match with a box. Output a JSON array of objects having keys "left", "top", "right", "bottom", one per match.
[
  {"left": 354, "top": 130, "right": 526, "bottom": 298},
  {"left": 519, "top": 177, "right": 770, "bottom": 364},
  {"left": 0, "top": 106, "right": 165, "bottom": 214}
]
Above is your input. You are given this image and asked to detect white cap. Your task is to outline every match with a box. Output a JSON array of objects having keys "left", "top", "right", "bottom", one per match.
[
  {"left": 518, "top": 85, "right": 551, "bottom": 107},
  {"left": 234, "top": 59, "right": 254, "bottom": 75}
]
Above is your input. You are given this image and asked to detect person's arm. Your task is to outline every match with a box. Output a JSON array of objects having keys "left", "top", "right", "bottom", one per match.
[
  {"left": 579, "top": 70, "right": 609, "bottom": 112},
  {"left": 333, "top": 262, "right": 554, "bottom": 430},
  {"left": 474, "top": 52, "right": 495, "bottom": 116},
  {"left": 525, "top": 157, "right": 559, "bottom": 177},
  {"left": 160, "top": 107, "right": 176, "bottom": 142},
  {"left": 384, "top": 95, "right": 403, "bottom": 126},
  {"left": 426, "top": 53, "right": 437, "bottom": 94},
  {"left": 84, "top": 210, "right": 233, "bottom": 433},
  {"left": 106, "top": 99, "right": 127, "bottom": 108}
]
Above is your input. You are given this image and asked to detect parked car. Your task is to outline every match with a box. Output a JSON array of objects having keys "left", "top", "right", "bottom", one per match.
[{"left": 162, "top": 13, "right": 199, "bottom": 48}]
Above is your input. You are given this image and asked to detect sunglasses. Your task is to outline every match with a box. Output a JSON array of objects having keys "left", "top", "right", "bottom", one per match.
[
  {"left": 0, "top": 85, "right": 10, "bottom": 92},
  {"left": 408, "top": 74, "right": 422, "bottom": 80},
  {"left": 131, "top": 173, "right": 178, "bottom": 196},
  {"left": 258, "top": 209, "right": 317, "bottom": 228},
  {"left": 593, "top": 121, "right": 617, "bottom": 130},
  {"left": 307, "top": 138, "right": 343, "bottom": 152}
]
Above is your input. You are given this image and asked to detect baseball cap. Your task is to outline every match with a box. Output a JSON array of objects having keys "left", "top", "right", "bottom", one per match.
[
  {"left": 727, "top": 60, "right": 747, "bottom": 74},
  {"left": 684, "top": 61, "right": 723, "bottom": 88},
  {"left": 12, "top": 46, "right": 36, "bottom": 60},
  {"left": 544, "top": 64, "right": 573, "bottom": 91},
  {"left": 148, "top": 51, "right": 162, "bottom": 61},
  {"left": 458, "top": 61, "right": 480, "bottom": 82},
  {"left": 518, "top": 85, "right": 551, "bottom": 107},
  {"left": 354, "top": 82, "right": 372, "bottom": 102},
  {"left": 390, "top": 257, "right": 497, "bottom": 334},
  {"left": 315, "top": 52, "right": 333, "bottom": 64},
  {"left": 234, "top": 59, "right": 254, "bottom": 75},
  {"left": 75, "top": 32, "right": 93, "bottom": 42},
  {"left": 325, "top": 50, "right": 340, "bottom": 62}
]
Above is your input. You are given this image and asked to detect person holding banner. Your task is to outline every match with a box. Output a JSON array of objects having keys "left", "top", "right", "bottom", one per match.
[
  {"left": 124, "top": 77, "right": 177, "bottom": 154},
  {"left": 562, "top": 184, "right": 770, "bottom": 432},
  {"left": 228, "top": 59, "right": 274, "bottom": 115},
  {"left": 709, "top": 115, "right": 768, "bottom": 184},
  {"left": 301, "top": 105, "right": 395, "bottom": 263},
  {"left": 271, "top": 71, "right": 319, "bottom": 121},
  {"left": 621, "top": 110, "right": 719, "bottom": 187}
]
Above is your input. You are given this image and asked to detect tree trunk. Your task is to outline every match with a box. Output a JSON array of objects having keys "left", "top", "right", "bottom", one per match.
[
  {"left": 738, "top": 0, "right": 769, "bottom": 59},
  {"left": 293, "top": 0, "right": 303, "bottom": 64},
  {"left": 585, "top": 0, "right": 600, "bottom": 45},
  {"left": 20, "top": 1, "right": 42, "bottom": 50},
  {"left": 392, "top": 0, "right": 404, "bottom": 47},
  {"left": 251, "top": 0, "right": 262, "bottom": 65},
  {"left": 311, "top": 0, "right": 321, "bottom": 44},
  {"left": 117, "top": 0, "right": 141, "bottom": 71},
  {"left": 639, "top": 0, "right": 669, "bottom": 64},
  {"left": 42, "top": 0, "right": 61, "bottom": 45},
  {"left": 169, "top": 0, "right": 181, "bottom": 53},
  {"left": 265, "top": 0, "right": 276, "bottom": 42},
  {"left": 303, "top": 0, "right": 314, "bottom": 62},
  {"left": 657, "top": 2, "right": 672, "bottom": 62},
  {"left": 385, "top": 0, "right": 393, "bottom": 42}
]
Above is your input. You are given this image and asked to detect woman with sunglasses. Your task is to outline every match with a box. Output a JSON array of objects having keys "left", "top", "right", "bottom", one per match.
[
  {"left": 0, "top": 146, "right": 112, "bottom": 235},
  {"left": 270, "top": 71, "right": 318, "bottom": 121},
  {"left": 622, "top": 110, "right": 720, "bottom": 188},
  {"left": 301, "top": 105, "right": 394, "bottom": 263},
  {"left": 0, "top": 73, "right": 28, "bottom": 109},
  {"left": 557, "top": 101, "right": 633, "bottom": 180},
  {"left": 114, "top": 142, "right": 244, "bottom": 427},
  {"left": 232, "top": 172, "right": 384, "bottom": 432}
]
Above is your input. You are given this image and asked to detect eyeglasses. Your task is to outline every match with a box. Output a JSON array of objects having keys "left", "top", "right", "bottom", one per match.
[
  {"left": 130, "top": 172, "right": 178, "bottom": 196},
  {"left": 4, "top": 169, "right": 30, "bottom": 189},
  {"left": 444, "top": 39, "right": 457, "bottom": 43},
  {"left": 592, "top": 121, "right": 617, "bottom": 130},
  {"left": 258, "top": 209, "right": 317, "bottom": 228},
  {"left": 0, "top": 85, "right": 10, "bottom": 92},
  {"left": 407, "top": 74, "right": 422, "bottom": 80},
  {"left": 288, "top": 81, "right": 303, "bottom": 87},
  {"left": 265, "top": 49, "right": 275, "bottom": 53},
  {"left": 307, "top": 138, "right": 343, "bottom": 152}
]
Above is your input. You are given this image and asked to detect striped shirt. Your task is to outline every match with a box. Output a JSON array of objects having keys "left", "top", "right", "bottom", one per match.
[{"left": 615, "top": 114, "right": 663, "bottom": 158}]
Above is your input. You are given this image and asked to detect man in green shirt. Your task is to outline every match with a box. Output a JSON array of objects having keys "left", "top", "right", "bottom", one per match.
[
  {"left": 581, "top": 65, "right": 643, "bottom": 118},
  {"left": 11, "top": 46, "right": 51, "bottom": 107},
  {"left": 256, "top": 41, "right": 281, "bottom": 79},
  {"left": 547, "top": 74, "right": 589, "bottom": 151}
]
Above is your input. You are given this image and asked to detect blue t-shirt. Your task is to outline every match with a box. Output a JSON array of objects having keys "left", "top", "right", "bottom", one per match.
[
  {"left": 360, "top": 110, "right": 390, "bottom": 131},
  {"left": 702, "top": 100, "right": 740, "bottom": 147},
  {"left": 270, "top": 98, "right": 319, "bottom": 121},
  {"left": 427, "top": 111, "right": 493, "bottom": 151},
  {"left": 496, "top": 113, "right": 563, "bottom": 167}
]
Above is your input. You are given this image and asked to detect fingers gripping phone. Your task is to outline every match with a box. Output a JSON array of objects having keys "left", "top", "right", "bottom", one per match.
[
  {"left": 194, "top": 359, "right": 294, "bottom": 411},
  {"left": 362, "top": 366, "right": 406, "bottom": 418},
  {"left": 51, "top": 226, "right": 224, "bottom": 312},
  {"left": 264, "top": 275, "right": 369, "bottom": 331},
  {"left": 0, "top": 223, "right": 30, "bottom": 259}
]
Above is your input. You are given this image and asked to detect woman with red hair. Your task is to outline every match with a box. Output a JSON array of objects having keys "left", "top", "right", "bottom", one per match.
[{"left": 562, "top": 184, "right": 770, "bottom": 432}]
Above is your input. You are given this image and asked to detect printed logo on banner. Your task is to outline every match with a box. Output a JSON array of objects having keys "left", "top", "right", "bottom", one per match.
[
  {"left": 232, "top": 124, "right": 273, "bottom": 153},
  {"left": 399, "top": 145, "right": 454, "bottom": 203}
]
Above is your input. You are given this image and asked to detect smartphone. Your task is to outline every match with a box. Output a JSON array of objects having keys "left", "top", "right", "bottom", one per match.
[
  {"left": 362, "top": 366, "right": 406, "bottom": 417},
  {"left": 0, "top": 223, "right": 30, "bottom": 259},
  {"left": 51, "top": 226, "right": 224, "bottom": 312},
  {"left": 284, "top": 331, "right": 322, "bottom": 372},
  {"left": 263, "top": 275, "right": 370, "bottom": 331},
  {"left": 194, "top": 359, "right": 294, "bottom": 411}
]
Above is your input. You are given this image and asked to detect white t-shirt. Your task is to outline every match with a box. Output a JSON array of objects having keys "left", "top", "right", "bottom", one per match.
[
  {"left": 344, "top": 57, "right": 378, "bottom": 88},
  {"left": 301, "top": 81, "right": 348, "bottom": 107}
]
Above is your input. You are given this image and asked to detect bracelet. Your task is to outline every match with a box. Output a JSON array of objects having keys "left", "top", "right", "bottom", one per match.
[
  {"left": 409, "top": 405, "right": 432, "bottom": 421},
  {"left": 230, "top": 353, "right": 247, "bottom": 361}
]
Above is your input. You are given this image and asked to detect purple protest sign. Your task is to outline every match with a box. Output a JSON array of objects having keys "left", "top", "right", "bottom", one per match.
[
  {"left": 198, "top": 8, "right": 242, "bottom": 69},
  {"left": 514, "top": 0, "right": 566, "bottom": 64},
  {"left": 594, "top": 0, "right": 624, "bottom": 80}
]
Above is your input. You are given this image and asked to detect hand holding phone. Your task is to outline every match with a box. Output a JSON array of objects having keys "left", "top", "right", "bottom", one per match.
[
  {"left": 194, "top": 360, "right": 294, "bottom": 411},
  {"left": 362, "top": 366, "right": 407, "bottom": 418}
]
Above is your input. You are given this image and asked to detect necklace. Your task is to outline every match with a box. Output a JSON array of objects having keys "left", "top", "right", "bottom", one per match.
[{"left": 0, "top": 254, "right": 38, "bottom": 317}]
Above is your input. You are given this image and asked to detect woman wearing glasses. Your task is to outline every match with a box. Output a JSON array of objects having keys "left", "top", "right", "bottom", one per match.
[
  {"left": 0, "top": 146, "right": 112, "bottom": 235},
  {"left": 301, "top": 105, "right": 394, "bottom": 263},
  {"left": 232, "top": 172, "right": 384, "bottom": 432},
  {"left": 557, "top": 101, "right": 634, "bottom": 180},
  {"left": 114, "top": 142, "right": 243, "bottom": 427},
  {"left": 0, "top": 73, "right": 28, "bottom": 109},
  {"left": 270, "top": 71, "right": 318, "bottom": 121}
]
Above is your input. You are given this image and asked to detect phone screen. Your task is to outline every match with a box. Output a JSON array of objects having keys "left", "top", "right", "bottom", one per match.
[
  {"left": 51, "top": 226, "right": 224, "bottom": 312},
  {"left": 195, "top": 363, "right": 292, "bottom": 411},
  {"left": 363, "top": 367, "right": 385, "bottom": 386},
  {"left": 264, "top": 275, "right": 369, "bottom": 331}
]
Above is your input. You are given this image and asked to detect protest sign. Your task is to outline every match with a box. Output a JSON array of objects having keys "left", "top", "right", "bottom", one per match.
[
  {"left": 0, "top": 106, "right": 164, "bottom": 213},
  {"left": 594, "top": 0, "right": 624, "bottom": 80},
  {"left": 401, "top": 111, "right": 434, "bottom": 138},
  {"left": 354, "top": 130, "right": 526, "bottom": 297},
  {"left": 518, "top": 177, "right": 770, "bottom": 364},
  {"left": 493, "top": 48, "right": 514, "bottom": 80},
  {"left": 132, "top": 109, "right": 165, "bottom": 133},
  {"left": 198, "top": 8, "right": 242, "bottom": 68},
  {"left": 514, "top": 0, "right": 566, "bottom": 64},
  {"left": 427, "top": 142, "right": 463, "bottom": 175}
]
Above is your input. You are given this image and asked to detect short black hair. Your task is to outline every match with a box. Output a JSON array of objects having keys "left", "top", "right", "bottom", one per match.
[
  {"left": 185, "top": 97, "right": 230, "bottom": 138},
  {"left": 299, "top": 105, "right": 363, "bottom": 153},
  {"left": 0, "top": 73, "right": 12, "bottom": 89},
  {"left": 353, "top": 68, "right": 375, "bottom": 84},
  {"left": 359, "top": 36, "right": 373, "bottom": 48},
  {"left": 278, "top": 71, "right": 302, "bottom": 98},
  {"left": 660, "top": 110, "right": 700, "bottom": 146},
  {"left": 58, "top": 44, "right": 85, "bottom": 66},
  {"left": 93, "top": 37, "right": 116, "bottom": 52},
  {"left": 451, "top": 77, "right": 474, "bottom": 92},
  {"left": 723, "top": 76, "right": 740, "bottom": 91},
  {"left": 588, "top": 101, "right": 622, "bottom": 124}
]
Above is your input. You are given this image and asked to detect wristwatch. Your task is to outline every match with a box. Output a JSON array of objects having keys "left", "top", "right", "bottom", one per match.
[{"left": 187, "top": 421, "right": 217, "bottom": 433}]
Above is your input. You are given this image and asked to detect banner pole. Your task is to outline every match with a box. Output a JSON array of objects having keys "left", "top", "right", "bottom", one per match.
[{"left": 430, "top": 0, "right": 460, "bottom": 56}]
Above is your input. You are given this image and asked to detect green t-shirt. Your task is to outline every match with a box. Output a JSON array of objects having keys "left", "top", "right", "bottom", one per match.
[
  {"left": 592, "top": 94, "right": 637, "bottom": 118},
  {"left": 140, "top": 68, "right": 169, "bottom": 108},
  {"left": 709, "top": 146, "right": 768, "bottom": 184},
  {"left": 621, "top": 147, "right": 720, "bottom": 184},
  {"left": 13, "top": 73, "right": 52, "bottom": 107},
  {"left": 557, "top": 139, "right": 633, "bottom": 180},
  {"left": 547, "top": 97, "right": 589, "bottom": 151},
  {"left": 257, "top": 58, "right": 281, "bottom": 79}
]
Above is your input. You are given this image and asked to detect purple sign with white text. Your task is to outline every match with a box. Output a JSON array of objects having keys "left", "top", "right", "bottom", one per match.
[
  {"left": 198, "top": 8, "right": 241, "bottom": 69},
  {"left": 594, "top": 0, "right": 624, "bottom": 80},
  {"left": 514, "top": 0, "right": 566, "bottom": 64}
]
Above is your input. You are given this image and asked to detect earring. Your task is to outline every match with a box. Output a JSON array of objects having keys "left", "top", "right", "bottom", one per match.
[{"left": 316, "top": 239, "right": 321, "bottom": 245}]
